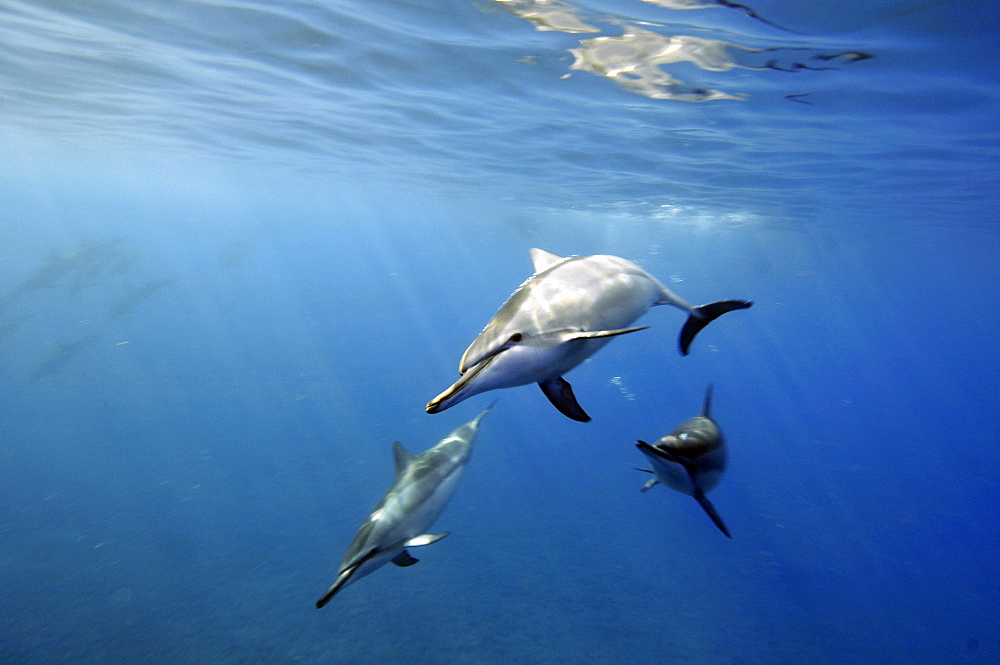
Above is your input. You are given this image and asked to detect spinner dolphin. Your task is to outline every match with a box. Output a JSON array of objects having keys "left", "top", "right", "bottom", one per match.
[
  {"left": 636, "top": 384, "right": 731, "bottom": 537},
  {"left": 316, "top": 405, "right": 493, "bottom": 607},
  {"left": 427, "top": 249, "right": 751, "bottom": 421}
]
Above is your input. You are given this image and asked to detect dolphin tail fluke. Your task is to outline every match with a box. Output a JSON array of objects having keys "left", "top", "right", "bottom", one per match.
[
  {"left": 694, "top": 489, "right": 732, "bottom": 538},
  {"left": 538, "top": 376, "right": 591, "bottom": 422},
  {"left": 679, "top": 300, "right": 753, "bottom": 355}
]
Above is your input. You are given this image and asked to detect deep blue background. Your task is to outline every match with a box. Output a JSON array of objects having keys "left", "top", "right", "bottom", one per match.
[{"left": 1, "top": 1, "right": 997, "bottom": 663}]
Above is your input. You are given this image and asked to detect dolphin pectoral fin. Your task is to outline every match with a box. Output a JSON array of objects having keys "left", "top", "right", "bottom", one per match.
[
  {"left": 538, "top": 377, "right": 591, "bottom": 422},
  {"left": 405, "top": 532, "right": 450, "bottom": 547},
  {"left": 679, "top": 300, "right": 753, "bottom": 356},
  {"left": 693, "top": 489, "right": 732, "bottom": 539},
  {"left": 564, "top": 325, "right": 649, "bottom": 341},
  {"left": 633, "top": 461, "right": 658, "bottom": 492},
  {"left": 391, "top": 550, "right": 420, "bottom": 567},
  {"left": 636, "top": 441, "right": 697, "bottom": 474}
]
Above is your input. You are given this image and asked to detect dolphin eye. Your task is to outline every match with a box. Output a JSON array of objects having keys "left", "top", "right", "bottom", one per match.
[{"left": 508, "top": 333, "right": 523, "bottom": 343}]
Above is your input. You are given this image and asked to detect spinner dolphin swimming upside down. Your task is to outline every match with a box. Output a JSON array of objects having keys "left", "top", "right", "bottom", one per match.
[
  {"left": 316, "top": 405, "right": 493, "bottom": 607},
  {"left": 426, "top": 249, "right": 752, "bottom": 421}
]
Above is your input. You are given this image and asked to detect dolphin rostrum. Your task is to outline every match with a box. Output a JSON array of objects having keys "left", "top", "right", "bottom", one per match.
[
  {"left": 635, "top": 384, "right": 731, "bottom": 537},
  {"left": 426, "top": 249, "right": 751, "bottom": 422},
  {"left": 316, "top": 404, "right": 493, "bottom": 608}
]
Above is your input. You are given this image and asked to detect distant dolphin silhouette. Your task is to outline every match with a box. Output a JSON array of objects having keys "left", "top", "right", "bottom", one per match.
[
  {"left": 106, "top": 277, "right": 175, "bottom": 321},
  {"left": 316, "top": 404, "right": 494, "bottom": 607},
  {"left": 32, "top": 335, "right": 98, "bottom": 382},
  {"left": 636, "top": 384, "right": 731, "bottom": 537},
  {"left": 1, "top": 237, "right": 129, "bottom": 311},
  {"left": 427, "top": 249, "right": 751, "bottom": 421}
]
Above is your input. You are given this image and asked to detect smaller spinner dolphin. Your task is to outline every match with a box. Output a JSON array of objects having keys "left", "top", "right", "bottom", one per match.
[
  {"left": 635, "top": 384, "right": 731, "bottom": 538},
  {"left": 316, "top": 404, "right": 493, "bottom": 607}
]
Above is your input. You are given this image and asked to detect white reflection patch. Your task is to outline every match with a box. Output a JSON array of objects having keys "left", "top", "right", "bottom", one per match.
[
  {"left": 569, "top": 27, "right": 745, "bottom": 101},
  {"left": 642, "top": 0, "right": 714, "bottom": 6},
  {"left": 494, "top": 0, "right": 866, "bottom": 102},
  {"left": 496, "top": 0, "right": 599, "bottom": 33}
]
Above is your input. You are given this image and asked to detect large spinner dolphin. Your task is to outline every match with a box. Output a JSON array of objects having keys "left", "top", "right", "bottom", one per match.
[{"left": 427, "top": 249, "right": 751, "bottom": 421}]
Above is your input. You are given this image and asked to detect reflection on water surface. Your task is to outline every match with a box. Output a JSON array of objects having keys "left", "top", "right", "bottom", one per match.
[{"left": 497, "top": 0, "right": 871, "bottom": 101}]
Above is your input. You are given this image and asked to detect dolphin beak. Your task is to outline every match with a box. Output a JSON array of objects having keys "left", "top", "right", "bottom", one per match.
[
  {"left": 426, "top": 354, "right": 497, "bottom": 414},
  {"left": 315, "top": 565, "right": 357, "bottom": 609}
]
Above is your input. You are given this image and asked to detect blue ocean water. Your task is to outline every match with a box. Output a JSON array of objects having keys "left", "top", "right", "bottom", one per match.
[{"left": 1, "top": 0, "right": 997, "bottom": 663}]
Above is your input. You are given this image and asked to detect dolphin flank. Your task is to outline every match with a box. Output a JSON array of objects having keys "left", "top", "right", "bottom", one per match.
[
  {"left": 316, "top": 404, "right": 494, "bottom": 608},
  {"left": 426, "top": 249, "right": 751, "bottom": 421}
]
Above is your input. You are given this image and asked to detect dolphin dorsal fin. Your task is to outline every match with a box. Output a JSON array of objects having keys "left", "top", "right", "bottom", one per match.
[
  {"left": 529, "top": 248, "right": 565, "bottom": 273},
  {"left": 392, "top": 441, "right": 414, "bottom": 476},
  {"left": 702, "top": 383, "right": 714, "bottom": 418}
]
